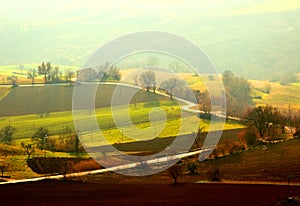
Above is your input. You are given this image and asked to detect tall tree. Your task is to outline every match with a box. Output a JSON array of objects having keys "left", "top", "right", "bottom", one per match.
[
  {"left": 139, "top": 70, "right": 156, "bottom": 92},
  {"left": 222, "top": 70, "right": 252, "bottom": 119},
  {"left": 246, "top": 105, "right": 274, "bottom": 137},
  {"left": 0, "top": 125, "right": 16, "bottom": 144},
  {"left": 50, "top": 66, "right": 59, "bottom": 83},
  {"left": 38, "top": 62, "right": 52, "bottom": 83}
]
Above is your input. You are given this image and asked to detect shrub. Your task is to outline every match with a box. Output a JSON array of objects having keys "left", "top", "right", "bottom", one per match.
[
  {"left": 207, "top": 164, "right": 221, "bottom": 181},
  {"left": 187, "top": 162, "right": 198, "bottom": 174},
  {"left": 239, "top": 130, "right": 257, "bottom": 147}
]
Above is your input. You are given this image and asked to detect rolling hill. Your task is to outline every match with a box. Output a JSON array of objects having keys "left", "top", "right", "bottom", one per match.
[{"left": 0, "top": 84, "right": 166, "bottom": 117}]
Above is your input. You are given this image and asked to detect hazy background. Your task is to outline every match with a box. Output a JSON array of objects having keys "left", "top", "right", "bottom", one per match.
[{"left": 0, "top": 0, "right": 299, "bottom": 79}]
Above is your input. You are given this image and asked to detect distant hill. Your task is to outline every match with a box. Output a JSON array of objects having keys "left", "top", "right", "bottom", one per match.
[
  {"left": 0, "top": 85, "right": 166, "bottom": 117},
  {"left": 0, "top": 1, "right": 299, "bottom": 79}
]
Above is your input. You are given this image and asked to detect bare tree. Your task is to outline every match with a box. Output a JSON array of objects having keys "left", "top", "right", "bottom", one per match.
[
  {"left": 27, "top": 68, "right": 36, "bottom": 84},
  {"left": 21, "top": 142, "right": 35, "bottom": 160},
  {"left": 223, "top": 70, "right": 252, "bottom": 119},
  {"left": 168, "top": 164, "right": 182, "bottom": 184},
  {"left": 246, "top": 105, "right": 274, "bottom": 137},
  {"left": 139, "top": 70, "right": 156, "bottom": 92},
  {"left": 38, "top": 62, "right": 52, "bottom": 83},
  {"left": 160, "top": 78, "right": 185, "bottom": 99}
]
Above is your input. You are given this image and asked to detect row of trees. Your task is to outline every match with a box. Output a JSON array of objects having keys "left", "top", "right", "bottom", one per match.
[
  {"left": 138, "top": 70, "right": 193, "bottom": 100},
  {"left": 35, "top": 62, "right": 75, "bottom": 84},
  {"left": 0, "top": 125, "right": 81, "bottom": 158},
  {"left": 246, "top": 105, "right": 300, "bottom": 138}
]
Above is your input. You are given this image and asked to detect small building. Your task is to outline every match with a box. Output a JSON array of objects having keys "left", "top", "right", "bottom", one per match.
[{"left": 76, "top": 68, "right": 98, "bottom": 81}]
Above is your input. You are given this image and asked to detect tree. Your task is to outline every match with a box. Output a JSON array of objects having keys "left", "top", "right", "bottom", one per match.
[
  {"left": 21, "top": 142, "right": 35, "bottom": 160},
  {"left": 104, "top": 66, "right": 121, "bottom": 81},
  {"left": 246, "top": 105, "right": 274, "bottom": 137},
  {"left": 0, "top": 159, "right": 8, "bottom": 177},
  {"left": 38, "top": 62, "right": 52, "bottom": 83},
  {"left": 27, "top": 68, "right": 36, "bottom": 84},
  {"left": 160, "top": 78, "right": 185, "bottom": 99},
  {"left": 65, "top": 69, "right": 74, "bottom": 83},
  {"left": 195, "top": 90, "right": 211, "bottom": 114},
  {"left": 168, "top": 164, "right": 182, "bottom": 184},
  {"left": 239, "top": 129, "right": 257, "bottom": 147},
  {"left": 6, "top": 75, "right": 18, "bottom": 87},
  {"left": 0, "top": 125, "right": 16, "bottom": 144},
  {"left": 74, "top": 134, "right": 79, "bottom": 154},
  {"left": 50, "top": 66, "right": 59, "bottom": 83},
  {"left": 292, "top": 111, "right": 300, "bottom": 137},
  {"left": 139, "top": 70, "right": 156, "bottom": 92},
  {"left": 187, "top": 162, "right": 198, "bottom": 174},
  {"left": 222, "top": 70, "right": 252, "bottom": 119},
  {"left": 194, "top": 126, "right": 206, "bottom": 149},
  {"left": 32, "top": 127, "right": 49, "bottom": 150}
]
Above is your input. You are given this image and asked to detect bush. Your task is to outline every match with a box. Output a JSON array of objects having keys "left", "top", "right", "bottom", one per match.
[
  {"left": 242, "top": 130, "right": 257, "bottom": 147},
  {"left": 207, "top": 164, "right": 221, "bottom": 181},
  {"left": 228, "top": 142, "right": 246, "bottom": 154},
  {"left": 187, "top": 162, "right": 198, "bottom": 174}
]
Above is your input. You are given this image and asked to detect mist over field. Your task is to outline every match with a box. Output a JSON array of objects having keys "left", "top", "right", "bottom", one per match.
[{"left": 0, "top": 0, "right": 300, "bottom": 79}]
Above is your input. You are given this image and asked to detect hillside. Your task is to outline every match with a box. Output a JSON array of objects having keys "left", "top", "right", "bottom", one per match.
[
  {"left": 250, "top": 80, "right": 300, "bottom": 109},
  {"left": 0, "top": 84, "right": 166, "bottom": 117}
]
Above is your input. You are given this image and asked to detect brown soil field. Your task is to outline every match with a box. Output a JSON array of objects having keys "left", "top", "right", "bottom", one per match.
[{"left": 0, "top": 180, "right": 300, "bottom": 206}]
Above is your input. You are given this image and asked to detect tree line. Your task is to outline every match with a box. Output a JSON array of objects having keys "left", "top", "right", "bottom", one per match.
[
  {"left": 5, "top": 62, "right": 76, "bottom": 86},
  {"left": 0, "top": 125, "right": 81, "bottom": 159}
]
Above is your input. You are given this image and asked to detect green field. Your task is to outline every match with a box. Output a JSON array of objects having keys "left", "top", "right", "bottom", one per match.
[{"left": 1, "top": 100, "right": 243, "bottom": 146}]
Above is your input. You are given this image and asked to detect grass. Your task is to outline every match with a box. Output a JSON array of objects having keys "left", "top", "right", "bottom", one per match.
[
  {"left": 0, "top": 84, "right": 167, "bottom": 117},
  {"left": 0, "top": 143, "right": 80, "bottom": 179},
  {"left": 189, "top": 137, "right": 300, "bottom": 182},
  {"left": 250, "top": 80, "right": 300, "bottom": 110},
  {"left": 0, "top": 87, "right": 10, "bottom": 100},
  {"left": 1, "top": 101, "right": 244, "bottom": 146}
]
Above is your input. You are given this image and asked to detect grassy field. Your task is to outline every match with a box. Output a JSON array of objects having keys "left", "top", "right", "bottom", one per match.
[
  {"left": 1, "top": 100, "right": 243, "bottom": 146},
  {"left": 0, "top": 143, "right": 78, "bottom": 179},
  {"left": 250, "top": 80, "right": 300, "bottom": 110},
  {"left": 0, "top": 84, "right": 167, "bottom": 116},
  {"left": 0, "top": 87, "right": 10, "bottom": 100},
  {"left": 0, "top": 127, "right": 245, "bottom": 180}
]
